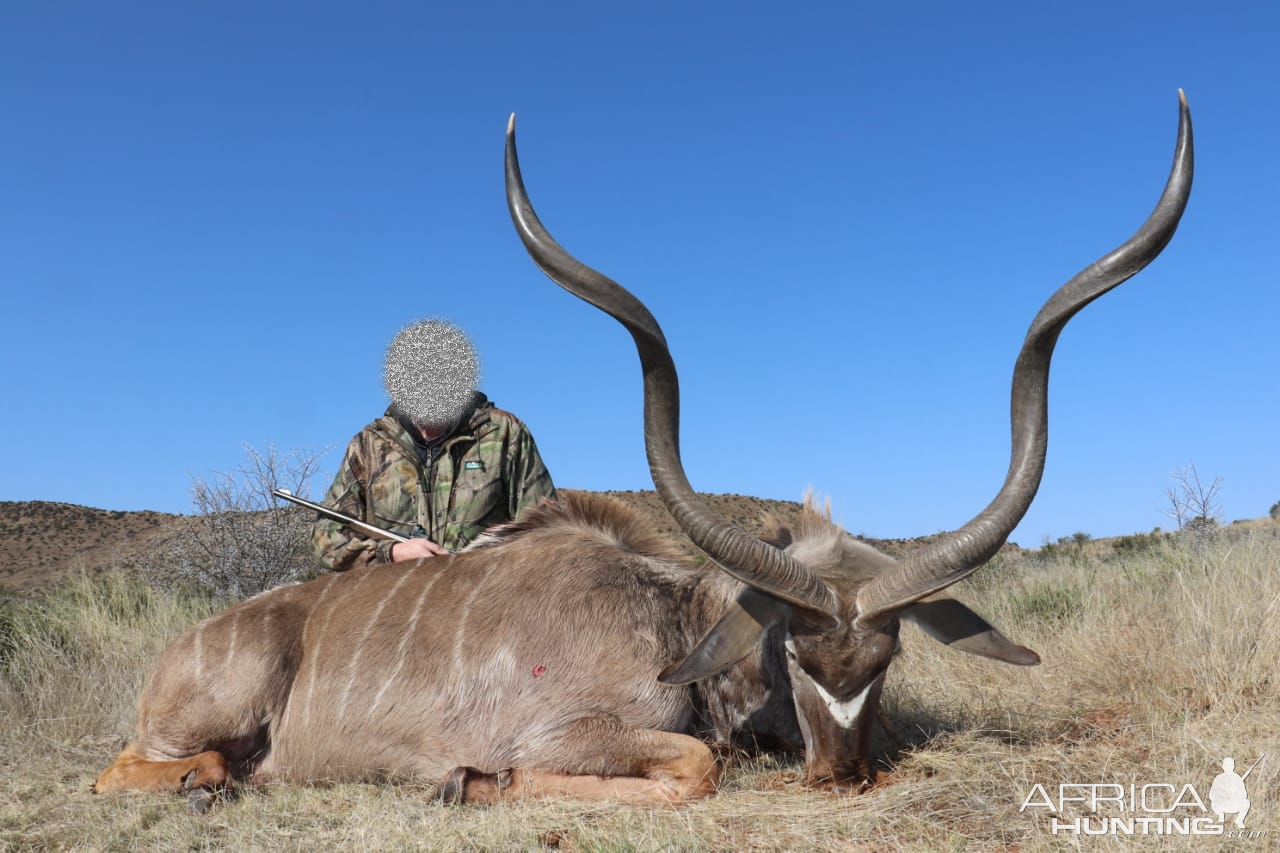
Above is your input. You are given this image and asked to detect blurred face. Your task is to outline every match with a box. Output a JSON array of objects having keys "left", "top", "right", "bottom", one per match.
[{"left": 384, "top": 319, "right": 479, "bottom": 428}]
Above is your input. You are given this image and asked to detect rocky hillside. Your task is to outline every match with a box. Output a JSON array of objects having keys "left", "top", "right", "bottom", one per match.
[{"left": 0, "top": 501, "right": 180, "bottom": 591}]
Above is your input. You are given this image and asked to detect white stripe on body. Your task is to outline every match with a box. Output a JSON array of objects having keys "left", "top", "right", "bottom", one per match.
[
  {"left": 224, "top": 610, "right": 240, "bottom": 668},
  {"left": 368, "top": 571, "right": 443, "bottom": 716},
  {"left": 299, "top": 573, "right": 350, "bottom": 728},
  {"left": 336, "top": 569, "right": 417, "bottom": 722},
  {"left": 193, "top": 622, "right": 205, "bottom": 681},
  {"left": 450, "top": 563, "right": 493, "bottom": 677}
]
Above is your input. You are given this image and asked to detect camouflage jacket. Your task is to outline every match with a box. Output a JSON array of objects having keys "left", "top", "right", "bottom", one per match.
[{"left": 312, "top": 393, "right": 557, "bottom": 571}]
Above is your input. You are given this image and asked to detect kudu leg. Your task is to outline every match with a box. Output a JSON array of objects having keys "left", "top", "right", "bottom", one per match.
[
  {"left": 442, "top": 719, "right": 720, "bottom": 805},
  {"left": 92, "top": 745, "right": 230, "bottom": 794},
  {"left": 92, "top": 591, "right": 302, "bottom": 797}
]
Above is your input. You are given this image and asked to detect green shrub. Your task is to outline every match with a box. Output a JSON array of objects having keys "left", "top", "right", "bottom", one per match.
[
  {"left": 1109, "top": 529, "right": 1166, "bottom": 556},
  {"left": 1010, "top": 583, "right": 1086, "bottom": 625}
]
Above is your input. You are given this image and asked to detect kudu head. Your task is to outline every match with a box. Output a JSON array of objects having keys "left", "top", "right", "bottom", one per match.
[{"left": 504, "top": 94, "right": 1193, "bottom": 787}]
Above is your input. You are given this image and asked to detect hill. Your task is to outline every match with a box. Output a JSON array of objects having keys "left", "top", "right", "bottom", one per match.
[
  {"left": 0, "top": 501, "right": 180, "bottom": 591},
  {"left": 0, "top": 491, "right": 942, "bottom": 592}
]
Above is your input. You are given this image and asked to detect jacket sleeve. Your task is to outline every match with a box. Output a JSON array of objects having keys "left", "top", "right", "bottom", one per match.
[
  {"left": 505, "top": 422, "right": 557, "bottom": 522},
  {"left": 311, "top": 437, "right": 398, "bottom": 571}
]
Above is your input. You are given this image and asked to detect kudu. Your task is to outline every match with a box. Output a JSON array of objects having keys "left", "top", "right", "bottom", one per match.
[{"left": 95, "top": 94, "right": 1192, "bottom": 807}]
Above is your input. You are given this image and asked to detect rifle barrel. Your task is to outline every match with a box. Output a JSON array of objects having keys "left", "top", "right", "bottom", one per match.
[{"left": 271, "top": 489, "right": 409, "bottom": 543}]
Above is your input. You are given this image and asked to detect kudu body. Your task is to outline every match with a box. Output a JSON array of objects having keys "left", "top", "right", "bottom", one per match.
[{"left": 95, "top": 95, "right": 1192, "bottom": 806}]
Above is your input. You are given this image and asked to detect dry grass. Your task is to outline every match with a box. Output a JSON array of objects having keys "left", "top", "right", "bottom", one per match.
[{"left": 2, "top": 526, "right": 1277, "bottom": 851}]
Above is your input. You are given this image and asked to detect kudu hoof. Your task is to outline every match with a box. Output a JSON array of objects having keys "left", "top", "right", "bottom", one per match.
[
  {"left": 436, "top": 766, "right": 515, "bottom": 805},
  {"left": 436, "top": 766, "right": 474, "bottom": 805},
  {"left": 181, "top": 768, "right": 234, "bottom": 814},
  {"left": 186, "top": 787, "right": 218, "bottom": 814}
]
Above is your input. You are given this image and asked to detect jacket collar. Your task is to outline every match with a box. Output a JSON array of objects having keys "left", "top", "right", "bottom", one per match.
[{"left": 383, "top": 391, "right": 493, "bottom": 452}]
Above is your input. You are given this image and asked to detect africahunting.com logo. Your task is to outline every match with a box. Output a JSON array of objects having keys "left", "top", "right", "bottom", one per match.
[{"left": 1021, "top": 754, "right": 1266, "bottom": 838}]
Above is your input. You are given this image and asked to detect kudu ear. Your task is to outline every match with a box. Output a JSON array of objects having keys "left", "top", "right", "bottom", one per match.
[
  {"left": 659, "top": 588, "right": 789, "bottom": 685},
  {"left": 901, "top": 598, "right": 1040, "bottom": 666}
]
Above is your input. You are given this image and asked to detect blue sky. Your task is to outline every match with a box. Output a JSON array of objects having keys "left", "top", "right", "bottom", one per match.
[{"left": 2, "top": 2, "right": 1276, "bottom": 546}]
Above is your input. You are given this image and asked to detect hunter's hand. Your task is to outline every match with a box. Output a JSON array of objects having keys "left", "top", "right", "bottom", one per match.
[{"left": 391, "top": 538, "right": 450, "bottom": 561}]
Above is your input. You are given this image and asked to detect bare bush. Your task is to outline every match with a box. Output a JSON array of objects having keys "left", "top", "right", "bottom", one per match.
[
  {"left": 1163, "top": 463, "right": 1223, "bottom": 534},
  {"left": 141, "top": 444, "right": 327, "bottom": 599}
]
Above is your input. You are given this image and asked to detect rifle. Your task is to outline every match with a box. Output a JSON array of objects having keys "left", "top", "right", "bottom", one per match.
[{"left": 271, "top": 488, "right": 409, "bottom": 543}]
